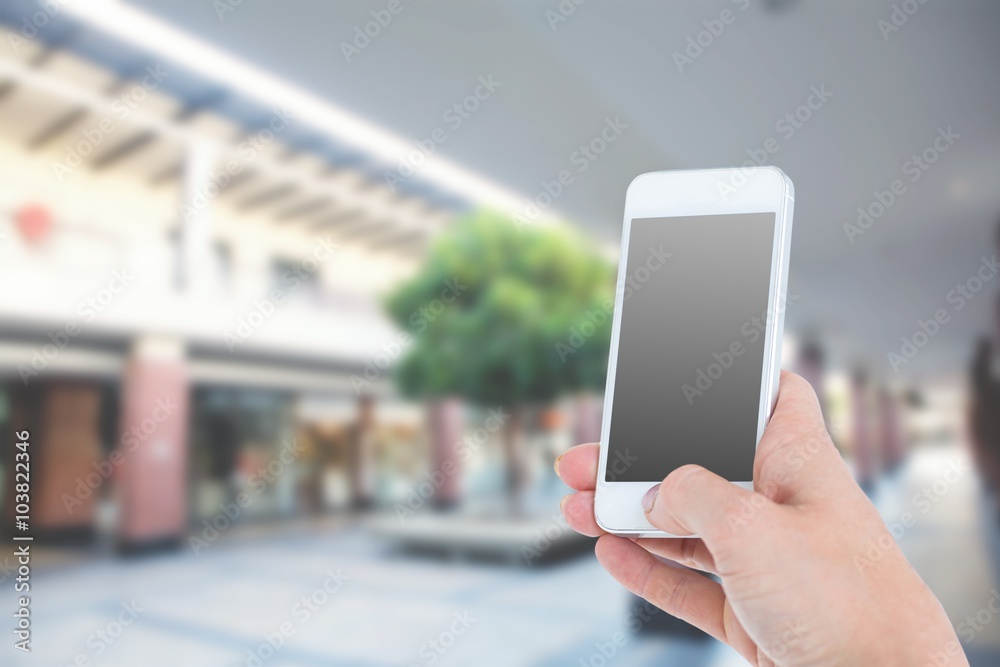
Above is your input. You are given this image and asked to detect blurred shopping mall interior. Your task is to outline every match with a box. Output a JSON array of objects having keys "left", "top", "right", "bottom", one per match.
[{"left": 2, "top": 1, "right": 1000, "bottom": 666}]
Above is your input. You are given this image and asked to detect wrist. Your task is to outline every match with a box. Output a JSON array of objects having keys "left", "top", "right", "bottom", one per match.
[
  {"left": 852, "top": 607, "right": 968, "bottom": 667},
  {"left": 846, "top": 549, "right": 969, "bottom": 667},
  {"left": 861, "top": 635, "right": 968, "bottom": 667}
]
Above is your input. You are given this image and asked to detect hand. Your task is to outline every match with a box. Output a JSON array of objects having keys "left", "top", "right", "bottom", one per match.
[{"left": 557, "top": 371, "right": 968, "bottom": 666}]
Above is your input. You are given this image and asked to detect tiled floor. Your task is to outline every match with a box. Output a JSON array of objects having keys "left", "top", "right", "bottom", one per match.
[
  {"left": 871, "top": 446, "right": 1000, "bottom": 662},
  {"left": 0, "top": 526, "right": 746, "bottom": 666},
  {"left": 3, "top": 445, "right": 999, "bottom": 666}
]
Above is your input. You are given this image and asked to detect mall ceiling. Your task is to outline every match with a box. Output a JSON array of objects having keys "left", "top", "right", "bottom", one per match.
[{"left": 11, "top": 0, "right": 1000, "bottom": 378}]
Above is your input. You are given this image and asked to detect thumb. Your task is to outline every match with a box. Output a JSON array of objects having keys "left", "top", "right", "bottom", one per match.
[
  {"left": 643, "top": 464, "right": 773, "bottom": 547},
  {"left": 753, "top": 371, "right": 855, "bottom": 505}
]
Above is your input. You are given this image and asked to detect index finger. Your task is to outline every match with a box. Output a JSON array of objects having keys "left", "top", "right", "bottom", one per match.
[{"left": 555, "top": 443, "right": 599, "bottom": 491}]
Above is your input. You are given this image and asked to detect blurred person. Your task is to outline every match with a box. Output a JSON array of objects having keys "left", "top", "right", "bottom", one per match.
[
  {"left": 295, "top": 424, "right": 330, "bottom": 514},
  {"left": 794, "top": 339, "right": 826, "bottom": 418},
  {"left": 556, "top": 371, "right": 968, "bottom": 666},
  {"left": 850, "top": 368, "right": 878, "bottom": 494},
  {"left": 539, "top": 406, "right": 571, "bottom": 494},
  {"left": 970, "top": 334, "right": 1000, "bottom": 590},
  {"left": 347, "top": 394, "right": 379, "bottom": 509},
  {"left": 877, "top": 386, "right": 907, "bottom": 475},
  {"left": 971, "top": 335, "right": 1000, "bottom": 504},
  {"left": 205, "top": 408, "right": 240, "bottom": 504},
  {"left": 970, "top": 221, "right": 1000, "bottom": 511},
  {"left": 968, "top": 220, "right": 1000, "bottom": 593}
]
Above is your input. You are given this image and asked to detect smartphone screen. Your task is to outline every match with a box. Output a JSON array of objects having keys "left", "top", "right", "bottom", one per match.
[{"left": 605, "top": 213, "right": 776, "bottom": 483}]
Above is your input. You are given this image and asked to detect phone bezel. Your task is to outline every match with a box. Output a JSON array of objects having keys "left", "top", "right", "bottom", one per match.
[{"left": 594, "top": 167, "right": 794, "bottom": 537}]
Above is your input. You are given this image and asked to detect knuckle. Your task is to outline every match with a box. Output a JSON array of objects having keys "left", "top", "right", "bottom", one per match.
[
  {"left": 680, "top": 538, "right": 701, "bottom": 566},
  {"left": 719, "top": 488, "right": 747, "bottom": 515},
  {"left": 663, "top": 464, "right": 705, "bottom": 498},
  {"left": 655, "top": 573, "right": 693, "bottom": 615}
]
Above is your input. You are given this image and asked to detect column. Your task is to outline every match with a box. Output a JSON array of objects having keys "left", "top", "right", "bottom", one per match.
[{"left": 117, "top": 336, "right": 189, "bottom": 552}]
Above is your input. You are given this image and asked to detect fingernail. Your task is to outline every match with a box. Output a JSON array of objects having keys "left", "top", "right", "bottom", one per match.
[
  {"left": 641, "top": 483, "right": 660, "bottom": 513},
  {"left": 554, "top": 453, "right": 564, "bottom": 476},
  {"left": 559, "top": 494, "right": 569, "bottom": 513}
]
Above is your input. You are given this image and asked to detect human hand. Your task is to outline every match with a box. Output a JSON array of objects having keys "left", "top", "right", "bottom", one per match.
[{"left": 557, "top": 371, "right": 968, "bottom": 666}]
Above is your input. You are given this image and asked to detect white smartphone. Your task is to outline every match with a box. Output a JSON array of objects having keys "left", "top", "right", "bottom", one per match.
[{"left": 594, "top": 167, "right": 794, "bottom": 537}]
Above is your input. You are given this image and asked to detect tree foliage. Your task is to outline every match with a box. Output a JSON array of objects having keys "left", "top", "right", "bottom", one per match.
[{"left": 385, "top": 211, "right": 615, "bottom": 407}]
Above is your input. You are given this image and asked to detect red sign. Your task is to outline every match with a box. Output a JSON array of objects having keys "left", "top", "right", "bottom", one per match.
[{"left": 15, "top": 204, "right": 52, "bottom": 242}]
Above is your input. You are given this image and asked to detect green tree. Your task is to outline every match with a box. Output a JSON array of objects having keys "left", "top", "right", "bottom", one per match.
[{"left": 385, "top": 211, "right": 614, "bottom": 512}]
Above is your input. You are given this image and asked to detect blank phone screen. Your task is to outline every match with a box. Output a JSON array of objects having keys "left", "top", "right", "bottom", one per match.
[{"left": 605, "top": 213, "right": 776, "bottom": 482}]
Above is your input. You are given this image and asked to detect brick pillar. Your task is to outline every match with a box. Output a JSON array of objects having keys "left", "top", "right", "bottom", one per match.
[
  {"left": 572, "top": 393, "right": 602, "bottom": 445},
  {"left": 117, "top": 337, "right": 189, "bottom": 551},
  {"left": 428, "top": 398, "right": 463, "bottom": 508}
]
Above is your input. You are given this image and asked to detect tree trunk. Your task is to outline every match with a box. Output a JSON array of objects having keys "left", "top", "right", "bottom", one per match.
[{"left": 502, "top": 405, "right": 525, "bottom": 516}]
